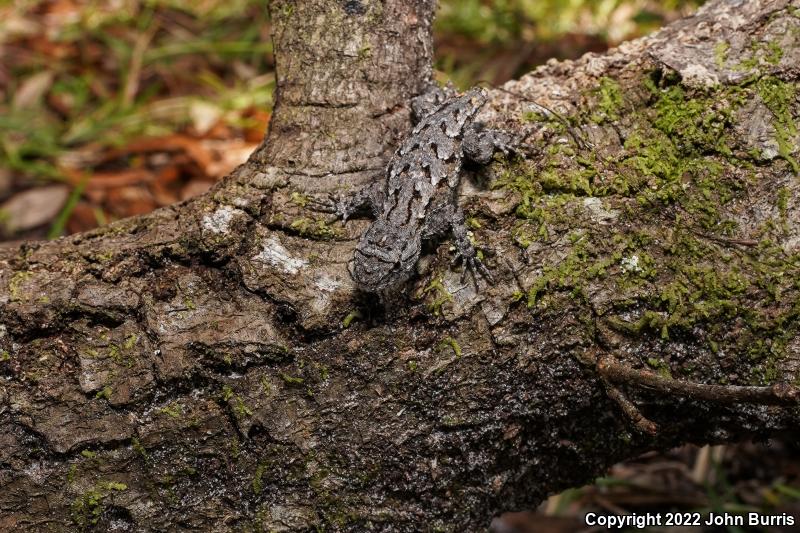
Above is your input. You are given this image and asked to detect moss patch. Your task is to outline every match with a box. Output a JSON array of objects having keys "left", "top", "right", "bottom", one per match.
[{"left": 493, "top": 67, "right": 800, "bottom": 386}]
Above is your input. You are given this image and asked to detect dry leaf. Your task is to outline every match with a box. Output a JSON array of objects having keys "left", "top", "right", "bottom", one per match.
[
  {"left": 0, "top": 184, "right": 70, "bottom": 232},
  {"left": 13, "top": 71, "right": 54, "bottom": 109},
  {"left": 180, "top": 180, "right": 213, "bottom": 201},
  {"left": 189, "top": 100, "right": 223, "bottom": 135}
]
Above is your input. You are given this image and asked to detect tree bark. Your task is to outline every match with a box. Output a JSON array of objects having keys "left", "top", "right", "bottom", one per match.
[{"left": 2, "top": 0, "right": 800, "bottom": 531}]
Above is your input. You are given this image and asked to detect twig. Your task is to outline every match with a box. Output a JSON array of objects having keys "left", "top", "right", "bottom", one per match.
[
  {"left": 598, "top": 356, "right": 800, "bottom": 405},
  {"left": 691, "top": 230, "right": 758, "bottom": 248},
  {"left": 478, "top": 82, "right": 592, "bottom": 150},
  {"left": 603, "top": 380, "right": 659, "bottom": 435}
]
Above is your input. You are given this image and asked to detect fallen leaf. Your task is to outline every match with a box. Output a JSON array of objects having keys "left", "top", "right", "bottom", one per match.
[
  {"left": 13, "top": 71, "right": 54, "bottom": 109},
  {"left": 105, "top": 186, "right": 155, "bottom": 217},
  {"left": 66, "top": 202, "right": 100, "bottom": 234},
  {"left": 202, "top": 139, "right": 259, "bottom": 178},
  {"left": 189, "top": 100, "right": 223, "bottom": 135},
  {"left": 243, "top": 109, "right": 271, "bottom": 143},
  {"left": 0, "top": 184, "right": 70, "bottom": 233},
  {"left": 63, "top": 168, "right": 155, "bottom": 190},
  {"left": 180, "top": 180, "right": 213, "bottom": 201}
]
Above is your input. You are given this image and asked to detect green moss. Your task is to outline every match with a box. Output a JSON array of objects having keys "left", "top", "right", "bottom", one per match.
[
  {"left": 739, "top": 38, "right": 787, "bottom": 71},
  {"left": 252, "top": 463, "right": 267, "bottom": 495},
  {"left": 590, "top": 76, "right": 624, "bottom": 123},
  {"left": 526, "top": 234, "right": 599, "bottom": 307},
  {"left": 158, "top": 402, "right": 183, "bottom": 419},
  {"left": 95, "top": 385, "right": 112, "bottom": 400},
  {"left": 280, "top": 373, "right": 305, "bottom": 385},
  {"left": 234, "top": 396, "right": 253, "bottom": 418},
  {"left": 221, "top": 384, "right": 234, "bottom": 402},
  {"left": 714, "top": 41, "right": 730, "bottom": 68},
  {"left": 86, "top": 250, "right": 115, "bottom": 263},
  {"left": 8, "top": 270, "right": 32, "bottom": 302},
  {"left": 650, "top": 84, "right": 738, "bottom": 155},
  {"left": 80, "top": 450, "right": 96, "bottom": 459},
  {"left": 422, "top": 278, "right": 453, "bottom": 315},
  {"left": 756, "top": 77, "right": 799, "bottom": 174},
  {"left": 490, "top": 69, "right": 800, "bottom": 386},
  {"left": 122, "top": 334, "right": 138, "bottom": 350},
  {"left": 407, "top": 360, "right": 418, "bottom": 371},
  {"left": 777, "top": 187, "right": 789, "bottom": 218},
  {"left": 70, "top": 482, "right": 126, "bottom": 528},
  {"left": 437, "top": 336, "right": 462, "bottom": 358},
  {"left": 0, "top": 350, "right": 9, "bottom": 362},
  {"left": 646, "top": 357, "right": 673, "bottom": 378},
  {"left": 342, "top": 309, "right": 362, "bottom": 328},
  {"left": 259, "top": 375, "right": 272, "bottom": 394},
  {"left": 290, "top": 191, "right": 310, "bottom": 207},
  {"left": 71, "top": 488, "right": 103, "bottom": 528},
  {"left": 131, "top": 437, "right": 148, "bottom": 460},
  {"left": 290, "top": 217, "right": 338, "bottom": 240}
]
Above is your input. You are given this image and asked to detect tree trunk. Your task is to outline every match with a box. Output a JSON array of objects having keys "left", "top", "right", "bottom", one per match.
[{"left": 2, "top": 0, "right": 800, "bottom": 531}]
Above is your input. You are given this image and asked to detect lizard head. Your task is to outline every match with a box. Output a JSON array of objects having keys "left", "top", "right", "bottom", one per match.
[{"left": 350, "top": 223, "right": 422, "bottom": 292}]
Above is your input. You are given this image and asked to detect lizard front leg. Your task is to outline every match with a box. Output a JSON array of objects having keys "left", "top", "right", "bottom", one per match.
[
  {"left": 462, "top": 122, "right": 515, "bottom": 165},
  {"left": 309, "top": 181, "right": 385, "bottom": 222}
]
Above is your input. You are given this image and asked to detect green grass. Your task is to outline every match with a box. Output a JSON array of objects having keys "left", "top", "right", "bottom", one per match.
[{"left": 0, "top": 0, "right": 273, "bottom": 184}]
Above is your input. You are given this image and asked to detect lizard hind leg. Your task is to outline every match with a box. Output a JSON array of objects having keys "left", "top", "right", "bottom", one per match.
[{"left": 442, "top": 204, "right": 495, "bottom": 288}]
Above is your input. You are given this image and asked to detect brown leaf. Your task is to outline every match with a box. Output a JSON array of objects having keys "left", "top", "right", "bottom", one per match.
[
  {"left": 180, "top": 180, "right": 213, "bottom": 201},
  {"left": 64, "top": 168, "right": 155, "bottom": 190},
  {"left": 105, "top": 187, "right": 155, "bottom": 217},
  {"left": 0, "top": 184, "right": 70, "bottom": 233},
  {"left": 13, "top": 71, "right": 54, "bottom": 109},
  {"left": 66, "top": 202, "right": 100, "bottom": 234},
  {"left": 243, "top": 109, "right": 271, "bottom": 143}
]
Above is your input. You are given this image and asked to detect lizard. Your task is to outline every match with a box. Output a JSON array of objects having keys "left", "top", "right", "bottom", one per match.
[{"left": 316, "top": 85, "right": 514, "bottom": 293}]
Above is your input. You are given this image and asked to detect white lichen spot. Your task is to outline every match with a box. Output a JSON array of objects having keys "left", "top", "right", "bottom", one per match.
[
  {"left": 24, "top": 461, "right": 47, "bottom": 484},
  {"left": 760, "top": 141, "right": 780, "bottom": 161},
  {"left": 314, "top": 273, "right": 341, "bottom": 292},
  {"left": 680, "top": 63, "right": 720, "bottom": 88},
  {"left": 621, "top": 255, "right": 642, "bottom": 274},
  {"left": 203, "top": 206, "right": 243, "bottom": 234},
  {"left": 255, "top": 236, "right": 308, "bottom": 275},
  {"left": 583, "top": 197, "right": 619, "bottom": 224}
]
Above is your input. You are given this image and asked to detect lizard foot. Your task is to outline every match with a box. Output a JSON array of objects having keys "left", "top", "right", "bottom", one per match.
[
  {"left": 308, "top": 194, "right": 352, "bottom": 222},
  {"left": 453, "top": 249, "right": 495, "bottom": 287}
]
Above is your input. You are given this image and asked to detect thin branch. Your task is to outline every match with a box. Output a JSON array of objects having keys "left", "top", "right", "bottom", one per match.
[{"left": 598, "top": 356, "right": 800, "bottom": 406}]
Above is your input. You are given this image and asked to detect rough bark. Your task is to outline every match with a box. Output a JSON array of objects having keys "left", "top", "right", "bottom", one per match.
[{"left": 1, "top": 0, "right": 800, "bottom": 531}]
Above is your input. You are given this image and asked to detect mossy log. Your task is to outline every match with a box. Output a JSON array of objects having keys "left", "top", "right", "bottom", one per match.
[{"left": 1, "top": 0, "right": 799, "bottom": 531}]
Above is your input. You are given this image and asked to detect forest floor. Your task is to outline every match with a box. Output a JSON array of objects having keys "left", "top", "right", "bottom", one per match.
[{"left": 1, "top": 1, "right": 798, "bottom": 531}]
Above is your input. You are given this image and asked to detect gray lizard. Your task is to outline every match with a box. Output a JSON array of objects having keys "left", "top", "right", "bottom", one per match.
[{"left": 318, "top": 86, "right": 513, "bottom": 293}]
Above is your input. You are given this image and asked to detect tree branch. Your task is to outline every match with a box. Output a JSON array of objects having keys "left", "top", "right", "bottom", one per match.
[{"left": 1, "top": 0, "right": 799, "bottom": 531}]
